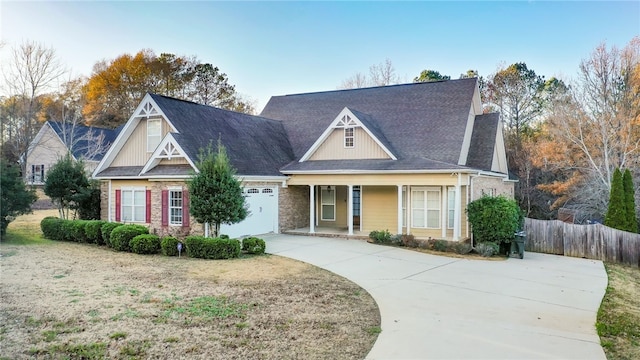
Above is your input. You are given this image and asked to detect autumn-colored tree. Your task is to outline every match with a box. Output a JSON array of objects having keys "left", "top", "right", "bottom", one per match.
[
  {"left": 535, "top": 37, "right": 640, "bottom": 221},
  {"left": 622, "top": 169, "right": 638, "bottom": 233},
  {"left": 83, "top": 50, "right": 252, "bottom": 127}
]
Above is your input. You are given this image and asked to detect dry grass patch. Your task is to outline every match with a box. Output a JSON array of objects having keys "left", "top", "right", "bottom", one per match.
[
  {"left": 0, "top": 211, "right": 380, "bottom": 359},
  {"left": 597, "top": 262, "right": 640, "bottom": 360}
]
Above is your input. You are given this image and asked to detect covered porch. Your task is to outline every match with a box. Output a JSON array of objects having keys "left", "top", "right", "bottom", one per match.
[{"left": 285, "top": 172, "right": 471, "bottom": 241}]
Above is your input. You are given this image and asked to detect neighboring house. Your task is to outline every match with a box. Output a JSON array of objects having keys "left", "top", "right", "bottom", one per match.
[
  {"left": 26, "top": 121, "right": 120, "bottom": 185},
  {"left": 93, "top": 78, "right": 514, "bottom": 240}
]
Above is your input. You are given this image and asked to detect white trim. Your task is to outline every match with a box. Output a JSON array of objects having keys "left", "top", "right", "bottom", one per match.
[
  {"left": 140, "top": 133, "right": 198, "bottom": 175},
  {"left": 93, "top": 94, "right": 176, "bottom": 177},
  {"left": 120, "top": 187, "right": 146, "bottom": 223},
  {"left": 146, "top": 118, "right": 162, "bottom": 153},
  {"left": 168, "top": 189, "right": 184, "bottom": 226},
  {"left": 320, "top": 186, "right": 336, "bottom": 221},
  {"left": 344, "top": 127, "right": 355, "bottom": 148},
  {"left": 348, "top": 185, "right": 353, "bottom": 235},
  {"left": 411, "top": 187, "right": 441, "bottom": 229},
  {"left": 309, "top": 185, "right": 315, "bottom": 234},
  {"left": 458, "top": 79, "right": 481, "bottom": 165},
  {"left": 299, "top": 107, "right": 397, "bottom": 162}
]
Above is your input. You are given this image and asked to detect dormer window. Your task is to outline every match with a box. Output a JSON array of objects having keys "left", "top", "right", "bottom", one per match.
[
  {"left": 344, "top": 127, "right": 354, "bottom": 148},
  {"left": 147, "top": 118, "right": 161, "bottom": 152}
]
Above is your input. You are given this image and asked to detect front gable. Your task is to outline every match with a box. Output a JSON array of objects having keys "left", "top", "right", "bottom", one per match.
[
  {"left": 140, "top": 133, "right": 197, "bottom": 175},
  {"left": 300, "top": 108, "right": 396, "bottom": 162},
  {"left": 94, "top": 94, "right": 183, "bottom": 177}
]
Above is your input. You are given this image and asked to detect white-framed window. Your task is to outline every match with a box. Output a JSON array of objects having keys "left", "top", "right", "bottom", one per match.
[
  {"left": 169, "top": 190, "right": 183, "bottom": 226},
  {"left": 448, "top": 187, "right": 456, "bottom": 229},
  {"left": 411, "top": 187, "right": 440, "bottom": 229},
  {"left": 321, "top": 186, "right": 336, "bottom": 221},
  {"left": 122, "top": 187, "right": 146, "bottom": 222},
  {"left": 31, "top": 164, "right": 45, "bottom": 184},
  {"left": 147, "top": 118, "right": 162, "bottom": 152},
  {"left": 344, "top": 127, "right": 354, "bottom": 148}
]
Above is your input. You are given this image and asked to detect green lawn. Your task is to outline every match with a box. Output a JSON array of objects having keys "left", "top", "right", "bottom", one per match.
[{"left": 597, "top": 262, "right": 640, "bottom": 360}]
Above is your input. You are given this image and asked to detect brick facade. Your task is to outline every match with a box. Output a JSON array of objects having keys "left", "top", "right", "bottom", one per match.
[
  {"left": 278, "top": 185, "right": 310, "bottom": 232},
  {"left": 471, "top": 176, "right": 514, "bottom": 200}
]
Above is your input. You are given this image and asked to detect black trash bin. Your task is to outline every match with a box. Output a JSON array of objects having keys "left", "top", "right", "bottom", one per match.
[{"left": 510, "top": 231, "right": 526, "bottom": 259}]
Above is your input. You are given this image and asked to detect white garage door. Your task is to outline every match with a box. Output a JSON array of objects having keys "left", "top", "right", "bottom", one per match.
[{"left": 220, "top": 187, "right": 278, "bottom": 238}]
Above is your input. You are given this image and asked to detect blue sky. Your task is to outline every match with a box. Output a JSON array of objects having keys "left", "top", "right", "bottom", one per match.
[{"left": 2, "top": 1, "right": 638, "bottom": 111}]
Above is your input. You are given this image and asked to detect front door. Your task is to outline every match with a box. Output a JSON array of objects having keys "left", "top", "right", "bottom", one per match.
[{"left": 353, "top": 186, "right": 361, "bottom": 227}]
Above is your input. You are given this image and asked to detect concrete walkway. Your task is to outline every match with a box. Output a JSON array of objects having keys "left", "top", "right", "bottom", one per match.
[{"left": 262, "top": 234, "right": 608, "bottom": 360}]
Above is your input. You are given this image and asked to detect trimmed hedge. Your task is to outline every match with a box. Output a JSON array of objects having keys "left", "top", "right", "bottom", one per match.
[
  {"left": 185, "top": 236, "right": 241, "bottom": 259},
  {"left": 241, "top": 237, "right": 266, "bottom": 255},
  {"left": 109, "top": 224, "right": 149, "bottom": 252},
  {"left": 161, "top": 236, "right": 180, "bottom": 256},
  {"left": 466, "top": 195, "right": 522, "bottom": 245},
  {"left": 41, "top": 217, "right": 64, "bottom": 240},
  {"left": 85, "top": 220, "right": 106, "bottom": 245},
  {"left": 130, "top": 234, "right": 161, "bottom": 255},
  {"left": 101, "top": 222, "right": 124, "bottom": 247}
]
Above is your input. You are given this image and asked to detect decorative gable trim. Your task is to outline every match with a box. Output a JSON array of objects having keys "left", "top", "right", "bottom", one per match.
[
  {"left": 139, "top": 133, "right": 198, "bottom": 175},
  {"left": 93, "top": 93, "right": 177, "bottom": 177},
  {"left": 299, "top": 107, "right": 397, "bottom": 162}
]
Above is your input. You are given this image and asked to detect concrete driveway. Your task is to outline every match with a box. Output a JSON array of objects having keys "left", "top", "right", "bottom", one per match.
[{"left": 262, "top": 234, "right": 608, "bottom": 360}]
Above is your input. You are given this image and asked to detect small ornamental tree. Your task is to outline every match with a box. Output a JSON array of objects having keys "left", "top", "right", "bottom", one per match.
[
  {"left": 44, "top": 153, "right": 90, "bottom": 219},
  {"left": 1, "top": 159, "right": 37, "bottom": 235},
  {"left": 187, "top": 140, "right": 247, "bottom": 237},
  {"left": 605, "top": 168, "right": 626, "bottom": 231},
  {"left": 466, "top": 195, "right": 522, "bottom": 246},
  {"left": 622, "top": 169, "right": 638, "bottom": 233}
]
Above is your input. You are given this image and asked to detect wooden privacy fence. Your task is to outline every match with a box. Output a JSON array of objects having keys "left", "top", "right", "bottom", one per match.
[{"left": 524, "top": 218, "right": 640, "bottom": 267}]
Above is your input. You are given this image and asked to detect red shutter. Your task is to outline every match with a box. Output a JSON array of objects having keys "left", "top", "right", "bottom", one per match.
[
  {"left": 161, "top": 190, "right": 168, "bottom": 226},
  {"left": 146, "top": 189, "right": 152, "bottom": 223},
  {"left": 115, "top": 190, "right": 121, "bottom": 222},
  {"left": 182, "top": 189, "right": 190, "bottom": 228}
]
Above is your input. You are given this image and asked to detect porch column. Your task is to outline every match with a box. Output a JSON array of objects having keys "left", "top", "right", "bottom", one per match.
[
  {"left": 309, "top": 185, "right": 315, "bottom": 234},
  {"left": 347, "top": 185, "right": 353, "bottom": 235},
  {"left": 406, "top": 187, "right": 411, "bottom": 235},
  {"left": 397, "top": 185, "right": 403, "bottom": 235},
  {"left": 454, "top": 173, "right": 462, "bottom": 240},
  {"left": 441, "top": 186, "right": 447, "bottom": 238}
]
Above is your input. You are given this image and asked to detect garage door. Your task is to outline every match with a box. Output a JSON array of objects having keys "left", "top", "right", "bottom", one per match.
[{"left": 220, "top": 187, "right": 278, "bottom": 238}]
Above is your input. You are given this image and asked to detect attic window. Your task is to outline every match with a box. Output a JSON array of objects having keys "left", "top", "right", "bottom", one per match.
[
  {"left": 147, "top": 119, "right": 161, "bottom": 152},
  {"left": 344, "top": 127, "right": 354, "bottom": 148}
]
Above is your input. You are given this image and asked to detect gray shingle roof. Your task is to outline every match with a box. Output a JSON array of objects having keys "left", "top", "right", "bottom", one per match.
[
  {"left": 261, "top": 79, "right": 478, "bottom": 166},
  {"left": 149, "top": 94, "right": 294, "bottom": 176},
  {"left": 466, "top": 113, "right": 499, "bottom": 171},
  {"left": 48, "top": 121, "right": 120, "bottom": 161}
]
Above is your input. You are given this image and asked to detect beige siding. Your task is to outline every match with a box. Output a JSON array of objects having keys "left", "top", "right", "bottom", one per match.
[
  {"left": 111, "top": 117, "right": 172, "bottom": 166},
  {"left": 27, "top": 127, "right": 68, "bottom": 183},
  {"left": 159, "top": 157, "right": 189, "bottom": 165},
  {"left": 309, "top": 128, "right": 390, "bottom": 160},
  {"left": 361, "top": 186, "right": 397, "bottom": 233}
]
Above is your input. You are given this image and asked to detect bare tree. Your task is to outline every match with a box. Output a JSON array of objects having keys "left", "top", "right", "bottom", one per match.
[
  {"left": 369, "top": 58, "right": 400, "bottom": 86},
  {"left": 338, "top": 72, "right": 369, "bottom": 89},
  {"left": 337, "top": 59, "right": 401, "bottom": 89},
  {"left": 537, "top": 37, "right": 640, "bottom": 219},
  {"left": 1, "top": 41, "right": 65, "bottom": 176}
]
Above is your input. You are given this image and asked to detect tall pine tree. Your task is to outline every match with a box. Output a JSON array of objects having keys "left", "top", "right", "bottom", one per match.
[
  {"left": 622, "top": 169, "right": 638, "bottom": 233},
  {"left": 605, "top": 168, "right": 626, "bottom": 230}
]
